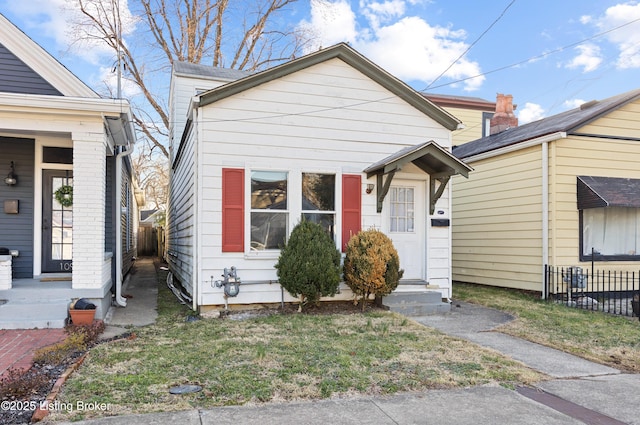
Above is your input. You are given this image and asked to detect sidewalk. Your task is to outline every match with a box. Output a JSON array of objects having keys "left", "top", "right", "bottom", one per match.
[{"left": 53, "top": 270, "right": 640, "bottom": 425}]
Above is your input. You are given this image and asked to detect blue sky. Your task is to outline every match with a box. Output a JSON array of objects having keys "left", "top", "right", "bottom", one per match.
[{"left": 2, "top": 0, "right": 640, "bottom": 125}]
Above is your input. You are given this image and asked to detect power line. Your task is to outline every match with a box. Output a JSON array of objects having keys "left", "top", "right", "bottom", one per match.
[
  {"left": 424, "top": 0, "right": 517, "bottom": 91},
  {"left": 425, "top": 16, "right": 640, "bottom": 91}
]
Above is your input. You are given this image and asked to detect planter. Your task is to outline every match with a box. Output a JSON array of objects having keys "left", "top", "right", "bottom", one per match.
[{"left": 69, "top": 308, "right": 96, "bottom": 325}]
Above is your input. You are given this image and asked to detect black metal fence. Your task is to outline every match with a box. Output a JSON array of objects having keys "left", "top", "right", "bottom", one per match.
[{"left": 545, "top": 265, "right": 640, "bottom": 321}]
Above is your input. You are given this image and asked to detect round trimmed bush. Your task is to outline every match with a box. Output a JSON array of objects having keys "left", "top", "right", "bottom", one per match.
[
  {"left": 275, "top": 220, "right": 341, "bottom": 310},
  {"left": 343, "top": 229, "right": 404, "bottom": 311}
]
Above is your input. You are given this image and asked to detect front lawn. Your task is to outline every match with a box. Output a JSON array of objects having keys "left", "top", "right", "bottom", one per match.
[
  {"left": 50, "top": 271, "right": 541, "bottom": 421},
  {"left": 454, "top": 282, "right": 640, "bottom": 372}
]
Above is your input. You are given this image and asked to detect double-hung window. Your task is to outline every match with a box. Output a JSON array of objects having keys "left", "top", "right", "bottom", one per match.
[
  {"left": 301, "top": 173, "right": 336, "bottom": 238},
  {"left": 250, "top": 171, "right": 288, "bottom": 251}
]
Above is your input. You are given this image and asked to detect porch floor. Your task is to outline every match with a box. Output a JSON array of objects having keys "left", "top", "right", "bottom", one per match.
[
  {"left": 0, "top": 328, "right": 67, "bottom": 377},
  {"left": 0, "top": 276, "right": 73, "bottom": 329}
]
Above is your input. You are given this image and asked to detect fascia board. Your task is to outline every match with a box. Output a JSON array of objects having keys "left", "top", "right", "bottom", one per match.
[
  {"left": 0, "top": 92, "right": 132, "bottom": 116},
  {"left": 0, "top": 14, "right": 97, "bottom": 98},
  {"left": 462, "top": 132, "right": 567, "bottom": 163}
]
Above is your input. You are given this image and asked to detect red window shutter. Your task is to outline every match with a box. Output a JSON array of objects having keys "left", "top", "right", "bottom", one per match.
[
  {"left": 342, "top": 174, "right": 362, "bottom": 252},
  {"left": 222, "top": 168, "right": 244, "bottom": 252}
]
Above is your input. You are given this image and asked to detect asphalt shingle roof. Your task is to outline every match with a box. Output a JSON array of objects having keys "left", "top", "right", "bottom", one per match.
[{"left": 453, "top": 88, "right": 640, "bottom": 159}]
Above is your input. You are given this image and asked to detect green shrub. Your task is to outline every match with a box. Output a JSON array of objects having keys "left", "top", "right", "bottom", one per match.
[
  {"left": 344, "top": 229, "right": 404, "bottom": 311},
  {"left": 275, "top": 220, "right": 341, "bottom": 310}
]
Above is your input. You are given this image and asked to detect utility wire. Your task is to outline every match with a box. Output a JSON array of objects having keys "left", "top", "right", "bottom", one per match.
[
  {"left": 424, "top": 0, "right": 517, "bottom": 91},
  {"left": 425, "top": 16, "right": 640, "bottom": 91}
]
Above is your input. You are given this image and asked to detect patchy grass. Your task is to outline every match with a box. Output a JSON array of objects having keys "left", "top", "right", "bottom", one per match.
[
  {"left": 50, "top": 271, "right": 542, "bottom": 421},
  {"left": 453, "top": 282, "right": 640, "bottom": 372}
]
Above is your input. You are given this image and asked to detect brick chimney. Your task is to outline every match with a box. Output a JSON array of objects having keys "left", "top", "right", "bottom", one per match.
[{"left": 490, "top": 93, "right": 518, "bottom": 135}]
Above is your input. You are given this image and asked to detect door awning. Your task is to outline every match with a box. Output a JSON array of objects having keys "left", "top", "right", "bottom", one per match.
[
  {"left": 577, "top": 176, "right": 640, "bottom": 209},
  {"left": 364, "top": 141, "right": 473, "bottom": 214}
]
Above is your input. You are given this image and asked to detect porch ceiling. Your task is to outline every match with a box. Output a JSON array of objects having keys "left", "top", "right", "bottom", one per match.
[{"left": 364, "top": 141, "right": 473, "bottom": 214}]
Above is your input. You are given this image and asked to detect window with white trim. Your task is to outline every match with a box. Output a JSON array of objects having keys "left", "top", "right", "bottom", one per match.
[
  {"left": 301, "top": 173, "right": 336, "bottom": 239},
  {"left": 250, "top": 171, "right": 288, "bottom": 251}
]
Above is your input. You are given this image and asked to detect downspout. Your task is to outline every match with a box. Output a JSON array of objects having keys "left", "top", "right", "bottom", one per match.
[
  {"left": 192, "top": 98, "right": 200, "bottom": 312},
  {"left": 541, "top": 142, "right": 549, "bottom": 299},
  {"left": 115, "top": 145, "right": 133, "bottom": 307}
]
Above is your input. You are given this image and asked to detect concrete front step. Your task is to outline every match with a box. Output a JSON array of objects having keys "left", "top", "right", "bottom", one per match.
[
  {"left": 0, "top": 299, "right": 69, "bottom": 329},
  {"left": 383, "top": 291, "right": 451, "bottom": 316}
]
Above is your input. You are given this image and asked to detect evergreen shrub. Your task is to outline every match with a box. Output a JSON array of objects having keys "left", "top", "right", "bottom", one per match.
[{"left": 275, "top": 220, "right": 341, "bottom": 310}]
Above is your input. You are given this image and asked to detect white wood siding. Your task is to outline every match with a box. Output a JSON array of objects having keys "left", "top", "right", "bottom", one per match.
[
  {"left": 186, "top": 58, "right": 453, "bottom": 306},
  {"left": 167, "top": 122, "right": 196, "bottom": 296}
]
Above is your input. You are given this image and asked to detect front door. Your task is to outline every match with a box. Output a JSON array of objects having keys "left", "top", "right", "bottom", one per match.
[
  {"left": 42, "top": 170, "right": 73, "bottom": 273},
  {"left": 385, "top": 180, "right": 425, "bottom": 280}
]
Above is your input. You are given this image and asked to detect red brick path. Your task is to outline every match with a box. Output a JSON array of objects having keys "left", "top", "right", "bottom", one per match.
[{"left": 0, "top": 329, "right": 67, "bottom": 378}]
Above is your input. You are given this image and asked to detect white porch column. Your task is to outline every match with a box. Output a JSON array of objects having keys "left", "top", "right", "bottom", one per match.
[
  {"left": 0, "top": 255, "right": 11, "bottom": 290},
  {"left": 72, "top": 132, "right": 107, "bottom": 289}
]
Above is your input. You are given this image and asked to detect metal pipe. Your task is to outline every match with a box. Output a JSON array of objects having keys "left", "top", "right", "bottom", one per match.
[
  {"left": 541, "top": 141, "right": 549, "bottom": 299},
  {"left": 114, "top": 145, "right": 133, "bottom": 307}
]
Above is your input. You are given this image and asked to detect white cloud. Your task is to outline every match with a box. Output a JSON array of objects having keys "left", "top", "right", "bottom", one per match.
[
  {"left": 300, "top": 0, "right": 484, "bottom": 91},
  {"left": 590, "top": 2, "right": 640, "bottom": 69},
  {"left": 300, "top": 0, "right": 359, "bottom": 47},
  {"left": 579, "top": 15, "right": 592, "bottom": 24},
  {"left": 566, "top": 43, "right": 602, "bottom": 72},
  {"left": 563, "top": 98, "right": 587, "bottom": 109},
  {"left": 360, "top": 0, "right": 406, "bottom": 29},
  {"left": 6, "top": 0, "right": 137, "bottom": 65},
  {"left": 97, "top": 66, "right": 142, "bottom": 99},
  {"left": 518, "top": 102, "right": 545, "bottom": 124}
]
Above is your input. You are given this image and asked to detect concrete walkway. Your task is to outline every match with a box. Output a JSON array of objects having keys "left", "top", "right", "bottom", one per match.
[
  {"left": 100, "top": 257, "right": 158, "bottom": 340},
  {"left": 53, "top": 270, "right": 640, "bottom": 425}
]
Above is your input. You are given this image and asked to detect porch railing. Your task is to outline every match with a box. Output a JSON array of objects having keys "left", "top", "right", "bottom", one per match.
[{"left": 544, "top": 265, "right": 640, "bottom": 321}]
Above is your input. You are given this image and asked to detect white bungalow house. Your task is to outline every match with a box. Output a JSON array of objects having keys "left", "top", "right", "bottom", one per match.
[
  {"left": 0, "top": 14, "right": 139, "bottom": 329},
  {"left": 167, "top": 43, "right": 471, "bottom": 314}
]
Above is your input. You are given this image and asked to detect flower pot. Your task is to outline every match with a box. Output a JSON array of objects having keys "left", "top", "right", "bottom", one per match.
[{"left": 69, "top": 308, "right": 96, "bottom": 325}]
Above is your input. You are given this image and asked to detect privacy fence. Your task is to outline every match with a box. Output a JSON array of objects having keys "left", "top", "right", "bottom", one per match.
[{"left": 545, "top": 265, "right": 640, "bottom": 321}]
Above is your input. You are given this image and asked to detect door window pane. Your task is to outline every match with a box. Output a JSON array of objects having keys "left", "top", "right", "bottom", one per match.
[{"left": 390, "top": 187, "right": 414, "bottom": 233}]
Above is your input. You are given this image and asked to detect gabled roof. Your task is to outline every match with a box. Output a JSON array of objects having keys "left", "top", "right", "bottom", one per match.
[
  {"left": 197, "top": 43, "right": 462, "bottom": 131},
  {"left": 365, "top": 140, "right": 472, "bottom": 179},
  {"left": 454, "top": 88, "right": 640, "bottom": 159},
  {"left": 0, "top": 13, "right": 97, "bottom": 98}
]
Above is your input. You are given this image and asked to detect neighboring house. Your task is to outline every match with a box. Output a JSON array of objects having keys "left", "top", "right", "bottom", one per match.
[
  {"left": 0, "top": 14, "right": 139, "bottom": 329},
  {"left": 167, "top": 43, "right": 471, "bottom": 312},
  {"left": 452, "top": 89, "right": 640, "bottom": 293},
  {"left": 423, "top": 93, "right": 497, "bottom": 145}
]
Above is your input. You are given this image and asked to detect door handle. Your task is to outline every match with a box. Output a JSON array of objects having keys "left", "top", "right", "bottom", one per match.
[{"left": 43, "top": 218, "right": 49, "bottom": 231}]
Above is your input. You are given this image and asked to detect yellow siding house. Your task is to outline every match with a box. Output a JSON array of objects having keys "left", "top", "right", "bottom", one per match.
[{"left": 452, "top": 89, "right": 640, "bottom": 294}]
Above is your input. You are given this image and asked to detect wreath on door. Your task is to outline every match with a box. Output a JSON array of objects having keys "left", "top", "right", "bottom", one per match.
[{"left": 54, "top": 185, "right": 73, "bottom": 207}]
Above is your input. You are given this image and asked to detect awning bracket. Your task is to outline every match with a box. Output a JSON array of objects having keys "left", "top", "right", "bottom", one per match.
[
  {"left": 429, "top": 176, "right": 450, "bottom": 215},
  {"left": 376, "top": 170, "right": 396, "bottom": 213}
]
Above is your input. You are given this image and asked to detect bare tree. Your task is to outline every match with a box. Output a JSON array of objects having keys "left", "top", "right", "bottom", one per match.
[{"left": 66, "top": 0, "right": 311, "bottom": 206}]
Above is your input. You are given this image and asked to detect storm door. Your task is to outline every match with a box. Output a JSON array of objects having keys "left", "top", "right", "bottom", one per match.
[{"left": 42, "top": 170, "right": 73, "bottom": 273}]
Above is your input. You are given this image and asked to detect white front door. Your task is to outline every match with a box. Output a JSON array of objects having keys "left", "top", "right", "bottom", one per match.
[{"left": 384, "top": 180, "right": 425, "bottom": 280}]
